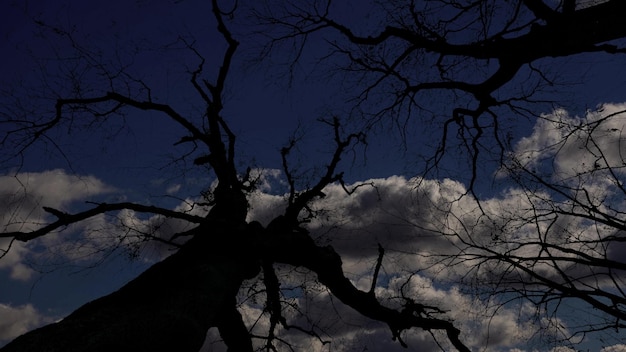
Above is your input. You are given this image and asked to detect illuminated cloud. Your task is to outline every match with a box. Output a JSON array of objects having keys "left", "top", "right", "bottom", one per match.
[
  {"left": 601, "top": 345, "right": 626, "bottom": 352},
  {"left": 0, "top": 303, "right": 54, "bottom": 347},
  {"left": 511, "top": 103, "right": 626, "bottom": 180},
  {"left": 165, "top": 184, "right": 182, "bottom": 195},
  {"left": 0, "top": 169, "right": 114, "bottom": 280},
  {"left": 3, "top": 105, "right": 626, "bottom": 350}
]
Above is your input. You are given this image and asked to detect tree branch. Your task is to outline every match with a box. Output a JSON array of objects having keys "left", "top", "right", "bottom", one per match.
[
  {"left": 56, "top": 93, "right": 210, "bottom": 147},
  {"left": 284, "top": 117, "right": 365, "bottom": 223},
  {"left": 265, "top": 225, "right": 470, "bottom": 352},
  {"left": 2, "top": 202, "right": 205, "bottom": 242},
  {"left": 369, "top": 243, "right": 384, "bottom": 296},
  {"left": 522, "top": 0, "right": 559, "bottom": 21}
]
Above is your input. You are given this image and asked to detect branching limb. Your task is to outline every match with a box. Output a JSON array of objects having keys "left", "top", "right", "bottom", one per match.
[
  {"left": 281, "top": 138, "right": 298, "bottom": 207},
  {"left": 262, "top": 261, "right": 287, "bottom": 350},
  {"left": 283, "top": 117, "right": 366, "bottom": 223},
  {"left": 55, "top": 92, "right": 209, "bottom": 146},
  {"left": 1, "top": 202, "right": 206, "bottom": 242},
  {"left": 369, "top": 243, "right": 384, "bottom": 296},
  {"left": 191, "top": 0, "right": 242, "bottom": 194},
  {"left": 265, "top": 230, "right": 470, "bottom": 351}
]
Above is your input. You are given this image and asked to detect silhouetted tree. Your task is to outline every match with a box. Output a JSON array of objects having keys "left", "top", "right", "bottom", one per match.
[
  {"left": 256, "top": 0, "right": 626, "bottom": 346},
  {"left": 0, "top": 1, "right": 468, "bottom": 351},
  {"left": 257, "top": 0, "right": 626, "bottom": 186},
  {"left": 2, "top": 0, "right": 626, "bottom": 351}
]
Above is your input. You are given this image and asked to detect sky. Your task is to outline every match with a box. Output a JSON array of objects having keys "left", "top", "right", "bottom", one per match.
[{"left": 1, "top": 0, "right": 626, "bottom": 351}]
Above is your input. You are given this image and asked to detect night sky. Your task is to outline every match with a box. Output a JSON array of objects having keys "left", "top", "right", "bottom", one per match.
[{"left": 1, "top": 1, "right": 626, "bottom": 351}]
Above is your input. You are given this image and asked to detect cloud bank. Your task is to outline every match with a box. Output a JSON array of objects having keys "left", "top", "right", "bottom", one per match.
[
  {"left": 2, "top": 105, "right": 626, "bottom": 351},
  {"left": 0, "top": 304, "right": 55, "bottom": 346}
]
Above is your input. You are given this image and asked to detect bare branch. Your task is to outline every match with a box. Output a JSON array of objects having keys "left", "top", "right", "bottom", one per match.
[
  {"left": 522, "top": 0, "right": 559, "bottom": 21},
  {"left": 369, "top": 243, "right": 385, "bottom": 296},
  {"left": 284, "top": 117, "right": 365, "bottom": 223},
  {"left": 265, "top": 226, "right": 470, "bottom": 352},
  {"left": 2, "top": 202, "right": 205, "bottom": 242},
  {"left": 55, "top": 92, "right": 209, "bottom": 146}
]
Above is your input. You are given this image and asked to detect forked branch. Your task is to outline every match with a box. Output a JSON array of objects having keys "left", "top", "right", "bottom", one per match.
[
  {"left": 266, "top": 228, "right": 470, "bottom": 351},
  {"left": 1, "top": 202, "right": 205, "bottom": 242},
  {"left": 283, "top": 117, "right": 365, "bottom": 223}
]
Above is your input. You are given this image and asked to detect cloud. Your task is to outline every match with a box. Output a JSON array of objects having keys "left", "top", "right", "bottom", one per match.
[
  {"left": 0, "top": 169, "right": 114, "bottom": 280},
  {"left": 247, "top": 192, "right": 286, "bottom": 226},
  {"left": 4, "top": 101, "right": 626, "bottom": 351},
  {"left": 0, "top": 303, "right": 55, "bottom": 347},
  {"left": 165, "top": 183, "right": 181, "bottom": 195},
  {"left": 0, "top": 240, "right": 34, "bottom": 281},
  {"left": 243, "top": 169, "right": 616, "bottom": 350},
  {"left": 0, "top": 165, "right": 615, "bottom": 351},
  {"left": 247, "top": 168, "right": 286, "bottom": 194},
  {"left": 510, "top": 103, "right": 626, "bottom": 181},
  {"left": 244, "top": 174, "right": 561, "bottom": 350},
  {"left": 601, "top": 345, "right": 626, "bottom": 352},
  {"left": 223, "top": 268, "right": 557, "bottom": 351},
  {"left": 111, "top": 198, "right": 210, "bottom": 261}
]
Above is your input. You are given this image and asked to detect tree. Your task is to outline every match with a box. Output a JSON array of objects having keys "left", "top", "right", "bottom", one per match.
[
  {"left": 253, "top": 0, "right": 626, "bottom": 347},
  {"left": 0, "top": 1, "right": 469, "bottom": 351},
  {"left": 257, "top": 0, "right": 626, "bottom": 185},
  {"left": 1, "top": 0, "right": 625, "bottom": 351}
]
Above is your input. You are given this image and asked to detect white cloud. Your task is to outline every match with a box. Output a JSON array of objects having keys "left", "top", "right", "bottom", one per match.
[
  {"left": 4, "top": 101, "right": 626, "bottom": 351},
  {"left": 241, "top": 168, "right": 613, "bottom": 350},
  {"left": 0, "top": 303, "right": 55, "bottom": 347},
  {"left": 510, "top": 103, "right": 626, "bottom": 181},
  {"left": 247, "top": 192, "right": 286, "bottom": 226},
  {"left": 0, "top": 239, "right": 35, "bottom": 281},
  {"left": 0, "top": 169, "right": 212, "bottom": 270},
  {"left": 0, "top": 169, "right": 114, "bottom": 280},
  {"left": 110, "top": 198, "right": 210, "bottom": 261},
  {"left": 235, "top": 173, "right": 574, "bottom": 350},
  {"left": 602, "top": 345, "right": 626, "bottom": 352},
  {"left": 1, "top": 164, "right": 616, "bottom": 351},
  {"left": 165, "top": 183, "right": 181, "bottom": 195},
  {"left": 247, "top": 168, "right": 286, "bottom": 193}
]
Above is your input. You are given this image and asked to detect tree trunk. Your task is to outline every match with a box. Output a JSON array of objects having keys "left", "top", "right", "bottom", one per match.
[{"left": 0, "top": 221, "right": 258, "bottom": 352}]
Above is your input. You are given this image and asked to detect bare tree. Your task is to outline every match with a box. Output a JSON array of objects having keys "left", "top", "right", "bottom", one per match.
[
  {"left": 393, "top": 106, "right": 626, "bottom": 345},
  {"left": 251, "top": 0, "right": 626, "bottom": 347},
  {"left": 467, "top": 106, "right": 626, "bottom": 337},
  {"left": 0, "top": 1, "right": 471, "bottom": 351},
  {"left": 256, "top": 0, "right": 626, "bottom": 187},
  {"left": 3, "top": 0, "right": 626, "bottom": 351}
]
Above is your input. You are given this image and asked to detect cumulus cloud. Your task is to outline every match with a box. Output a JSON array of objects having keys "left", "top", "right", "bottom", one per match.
[
  {"left": 111, "top": 198, "right": 210, "bottom": 261},
  {"left": 165, "top": 183, "right": 181, "bottom": 195},
  {"left": 243, "top": 156, "right": 624, "bottom": 350},
  {"left": 601, "top": 345, "right": 626, "bottom": 352},
  {"left": 510, "top": 103, "right": 626, "bottom": 180},
  {"left": 0, "top": 169, "right": 114, "bottom": 280},
  {"left": 0, "top": 169, "right": 213, "bottom": 271},
  {"left": 4, "top": 104, "right": 626, "bottom": 351},
  {"left": 498, "top": 104, "right": 626, "bottom": 284},
  {"left": 1, "top": 164, "right": 618, "bottom": 351},
  {"left": 0, "top": 169, "right": 114, "bottom": 231},
  {"left": 0, "top": 303, "right": 55, "bottom": 347},
  {"left": 245, "top": 175, "right": 568, "bottom": 351}
]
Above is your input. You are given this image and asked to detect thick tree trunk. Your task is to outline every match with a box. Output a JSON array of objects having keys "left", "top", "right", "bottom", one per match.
[{"left": 0, "top": 221, "right": 258, "bottom": 352}]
